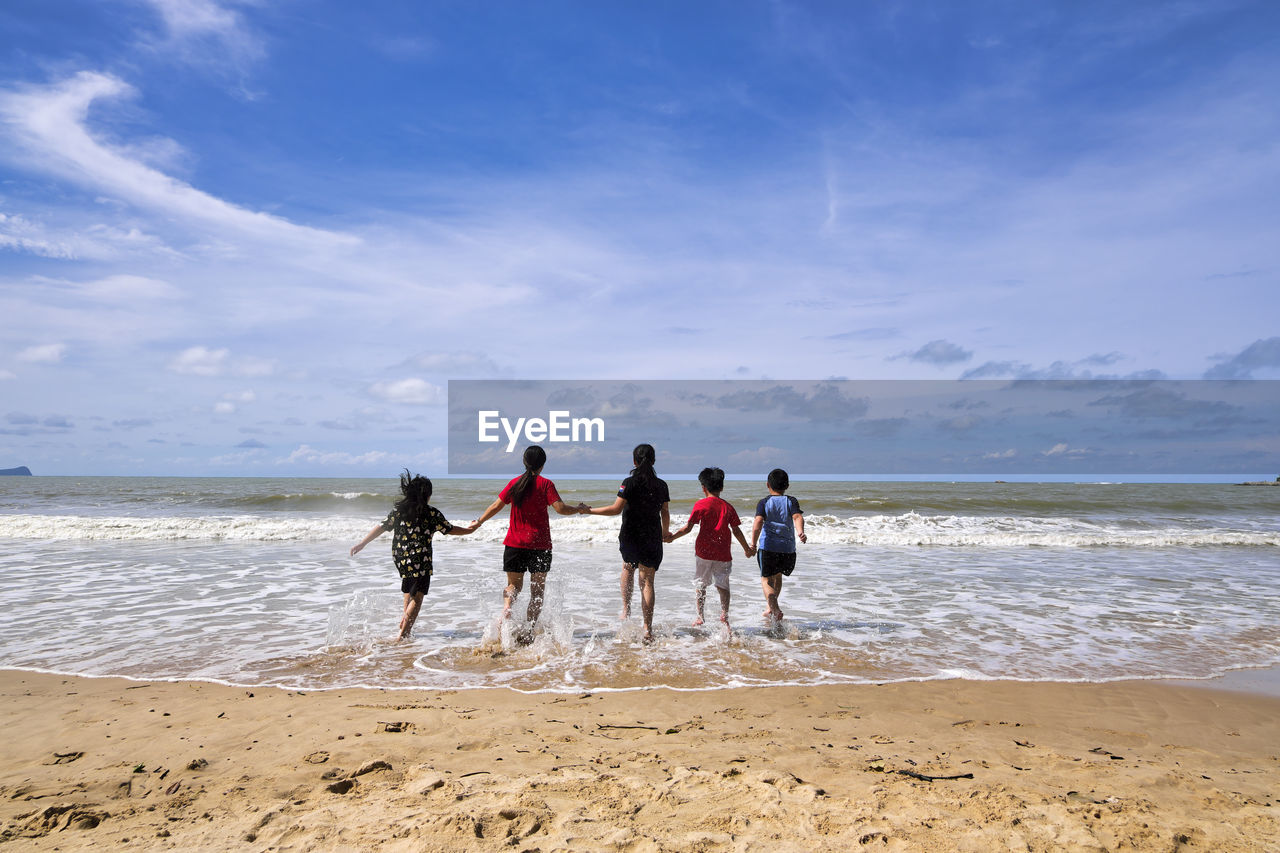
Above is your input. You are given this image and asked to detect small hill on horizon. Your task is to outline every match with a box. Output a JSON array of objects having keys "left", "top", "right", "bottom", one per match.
[{"left": 0, "top": 466, "right": 33, "bottom": 476}]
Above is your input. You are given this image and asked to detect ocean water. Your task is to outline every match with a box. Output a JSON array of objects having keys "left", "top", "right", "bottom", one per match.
[{"left": 1, "top": 476, "right": 1277, "bottom": 693}]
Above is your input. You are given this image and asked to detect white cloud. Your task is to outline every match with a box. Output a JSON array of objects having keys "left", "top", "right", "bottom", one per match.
[
  {"left": 725, "top": 445, "right": 788, "bottom": 469},
  {"left": 0, "top": 73, "right": 358, "bottom": 253},
  {"left": 982, "top": 448, "right": 1017, "bottom": 459},
  {"left": 64, "top": 274, "right": 183, "bottom": 302},
  {"left": 0, "top": 370, "right": 15, "bottom": 380},
  {"left": 169, "top": 345, "right": 228, "bottom": 375},
  {"left": 406, "top": 351, "right": 502, "bottom": 375},
  {"left": 17, "top": 343, "right": 66, "bottom": 364},
  {"left": 368, "top": 378, "right": 444, "bottom": 405},
  {"left": 213, "top": 401, "right": 236, "bottom": 414},
  {"left": 0, "top": 212, "right": 79, "bottom": 259},
  {"left": 135, "top": 0, "right": 265, "bottom": 75},
  {"left": 282, "top": 444, "right": 390, "bottom": 466},
  {"left": 168, "top": 347, "right": 274, "bottom": 377},
  {"left": 1042, "top": 443, "right": 1088, "bottom": 457}
]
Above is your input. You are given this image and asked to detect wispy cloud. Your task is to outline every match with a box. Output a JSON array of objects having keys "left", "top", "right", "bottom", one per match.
[
  {"left": 368, "top": 378, "right": 445, "bottom": 406},
  {"left": 16, "top": 343, "right": 67, "bottom": 364},
  {"left": 894, "top": 340, "right": 973, "bottom": 366},
  {"left": 1204, "top": 337, "right": 1280, "bottom": 379},
  {"left": 0, "top": 73, "right": 356, "bottom": 252},
  {"left": 134, "top": 0, "right": 265, "bottom": 78}
]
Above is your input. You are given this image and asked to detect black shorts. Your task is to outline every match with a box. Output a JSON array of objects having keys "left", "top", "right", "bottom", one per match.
[
  {"left": 503, "top": 546, "right": 552, "bottom": 574},
  {"left": 619, "top": 539, "right": 663, "bottom": 571},
  {"left": 757, "top": 549, "right": 796, "bottom": 578},
  {"left": 401, "top": 573, "right": 431, "bottom": 596}
]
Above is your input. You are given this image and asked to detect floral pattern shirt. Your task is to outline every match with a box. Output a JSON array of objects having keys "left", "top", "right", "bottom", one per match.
[{"left": 382, "top": 506, "right": 452, "bottom": 578}]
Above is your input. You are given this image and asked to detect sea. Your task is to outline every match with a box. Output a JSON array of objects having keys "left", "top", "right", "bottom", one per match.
[{"left": 1, "top": 476, "right": 1277, "bottom": 694}]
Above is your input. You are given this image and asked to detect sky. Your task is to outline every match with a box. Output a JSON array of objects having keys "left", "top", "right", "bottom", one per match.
[{"left": 1, "top": 0, "right": 1278, "bottom": 477}]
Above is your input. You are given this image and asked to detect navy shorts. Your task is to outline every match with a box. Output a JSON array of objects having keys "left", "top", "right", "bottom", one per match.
[
  {"left": 401, "top": 573, "right": 431, "bottom": 596},
  {"left": 503, "top": 546, "right": 552, "bottom": 574},
  {"left": 620, "top": 539, "right": 663, "bottom": 571},
  {"left": 757, "top": 549, "right": 796, "bottom": 578}
]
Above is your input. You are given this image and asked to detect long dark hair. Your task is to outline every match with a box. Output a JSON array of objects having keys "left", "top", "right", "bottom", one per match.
[
  {"left": 395, "top": 469, "right": 433, "bottom": 523},
  {"left": 507, "top": 445, "right": 547, "bottom": 506},
  {"left": 630, "top": 443, "right": 657, "bottom": 487}
]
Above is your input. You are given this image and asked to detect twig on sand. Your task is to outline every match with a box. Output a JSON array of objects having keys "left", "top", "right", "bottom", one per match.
[
  {"left": 597, "top": 723, "right": 660, "bottom": 731},
  {"left": 892, "top": 769, "right": 974, "bottom": 782}
]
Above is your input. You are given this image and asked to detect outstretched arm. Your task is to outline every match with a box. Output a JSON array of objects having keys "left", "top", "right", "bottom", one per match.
[
  {"left": 660, "top": 502, "right": 670, "bottom": 540},
  {"left": 551, "top": 499, "right": 582, "bottom": 516},
  {"left": 792, "top": 512, "right": 807, "bottom": 544},
  {"left": 750, "top": 516, "right": 763, "bottom": 550},
  {"left": 666, "top": 518, "right": 693, "bottom": 542},
  {"left": 731, "top": 523, "right": 754, "bottom": 556},
  {"left": 585, "top": 496, "right": 626, "bottom": 516},
  {"left": 473, "top": 498, "right": 506, "bottom": 527},
  {"left": 445, "top": 523, "right": 477, "bottom": 535},
  {"left": 350, "top": 523, "right": 386, "bottom": 556}
]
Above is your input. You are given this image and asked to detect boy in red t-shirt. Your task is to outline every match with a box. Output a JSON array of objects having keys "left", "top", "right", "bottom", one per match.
[{"left": 666, "top": 467, "right": 754, "bottom": 627}]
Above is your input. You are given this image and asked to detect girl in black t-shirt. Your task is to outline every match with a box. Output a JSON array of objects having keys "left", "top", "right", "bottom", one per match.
[{"left": 582, "top": 444, "right": 670, "bottom": 643}]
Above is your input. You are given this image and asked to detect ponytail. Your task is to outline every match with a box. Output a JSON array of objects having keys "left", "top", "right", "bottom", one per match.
[
  {"left": 507, "top": 445, "right": 547, "bottom": 506},
  {"left": 630, "top": 443, "right": 657, "bottom": 487}
]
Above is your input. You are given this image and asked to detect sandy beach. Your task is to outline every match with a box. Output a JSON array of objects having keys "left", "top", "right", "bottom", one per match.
[{"left": 1, "top": 671, "right": 1277, "bottom": 851}]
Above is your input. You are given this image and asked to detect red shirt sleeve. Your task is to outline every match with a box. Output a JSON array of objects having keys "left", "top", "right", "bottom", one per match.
[{"left": 544, "top": 479, "right": 561, "bottom": 506}]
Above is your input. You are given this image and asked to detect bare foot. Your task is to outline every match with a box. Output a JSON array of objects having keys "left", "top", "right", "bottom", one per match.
[
  {"left": 719, "top": 614, "right": 730, "bottom": 627},
  {"left": 692, "top": 616, "right": 704, "bottom": 627},
  {"left": 642, "top": 631, "right": 654, "bottom": 645},
  {"left": 620, "top": 608, "right": 630, "bottom": 620}
]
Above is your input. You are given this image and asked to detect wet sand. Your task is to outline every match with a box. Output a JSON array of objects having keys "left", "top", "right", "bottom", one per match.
[{"left": 1, "top": 670, "right": 1277, "bottom": 851}]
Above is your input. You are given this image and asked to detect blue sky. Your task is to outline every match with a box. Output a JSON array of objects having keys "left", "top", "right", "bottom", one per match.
[{"left": 1, "top": 1, "right": 1278, "bottom": 476}]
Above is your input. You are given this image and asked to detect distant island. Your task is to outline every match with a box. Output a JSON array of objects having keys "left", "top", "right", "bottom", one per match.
[
  {"left": 1238, "top": 476, "right": 1280, "bottom": 486},
  {"left": 0, "top": 466, "right": 32, "bottom": 476}
]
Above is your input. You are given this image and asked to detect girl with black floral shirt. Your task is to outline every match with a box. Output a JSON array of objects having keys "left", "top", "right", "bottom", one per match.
[{"left": 351, "top": 471, "right": 477, "bottom": 640}]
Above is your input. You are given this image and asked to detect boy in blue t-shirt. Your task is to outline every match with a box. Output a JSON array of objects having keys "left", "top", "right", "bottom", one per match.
[{"left": 750, "top": 468, "right": 806, "bottom": 624}]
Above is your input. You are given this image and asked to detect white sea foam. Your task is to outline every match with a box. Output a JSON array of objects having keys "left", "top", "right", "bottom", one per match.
[{"left": 3, "top": 510, "right": 1276, "bottom": 547}]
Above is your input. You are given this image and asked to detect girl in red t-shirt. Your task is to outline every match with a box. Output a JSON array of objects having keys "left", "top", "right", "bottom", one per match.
[{"left": 474, "top": 445, "right": 585, "bottom": 631}]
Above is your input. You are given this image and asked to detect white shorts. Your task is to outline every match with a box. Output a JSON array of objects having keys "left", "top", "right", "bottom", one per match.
[{"left": 694, "top": 557, "right": 732, "bottom": 591}]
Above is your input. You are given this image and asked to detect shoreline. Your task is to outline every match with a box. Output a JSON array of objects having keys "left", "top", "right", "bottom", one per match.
[
  {"left": 4, "top": 661, "right": 1280, "bottom": 699},
  {"left": 2, "top": 669, "right": 1277, "bottom": 850}
]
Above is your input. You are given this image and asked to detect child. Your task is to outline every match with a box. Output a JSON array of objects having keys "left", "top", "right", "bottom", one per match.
[
  {"left": 351, "top": 470, "right": 476, "bottom": 640},
  {"left": 666, "top": 467, "right": 753, "bottom": 628},
  {"left": 750, "top": 468, "right": 806, "bottom": 624}
]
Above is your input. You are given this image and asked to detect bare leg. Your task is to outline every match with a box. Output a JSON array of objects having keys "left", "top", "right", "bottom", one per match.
[
  {"left": 637, "top": 566, "right": 657, "bottom": 643},
  {"left": 716, "top": 584, "right": 731, "bottom": 625},
  {"left": 693, "top": 585, "right": 706, "bottom": 626},
  {"left": 619, "top": 564, "right": 635, "bottom": 620},
  {"left": 526, "top": 572, "right": 547, "bottom": 623},
  {"left": 399, "top": 592, "right": 424, "bottom": 640},
  {"left": 503, "top": 571, "right": 525, "bottom": 620},
  {"left": 761, "top": 574, "right": 783, "bottom": 622}
]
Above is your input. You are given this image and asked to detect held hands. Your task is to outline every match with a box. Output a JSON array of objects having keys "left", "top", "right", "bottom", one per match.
[
  {"left": 662, "top": 531, "right": 675, "bottom": 543},
  {"left": 576, "top": 502, "right": 591, "bottom": 514},
  {"left": 743, "top": 544, "right": 756, "bottom": 558}
]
